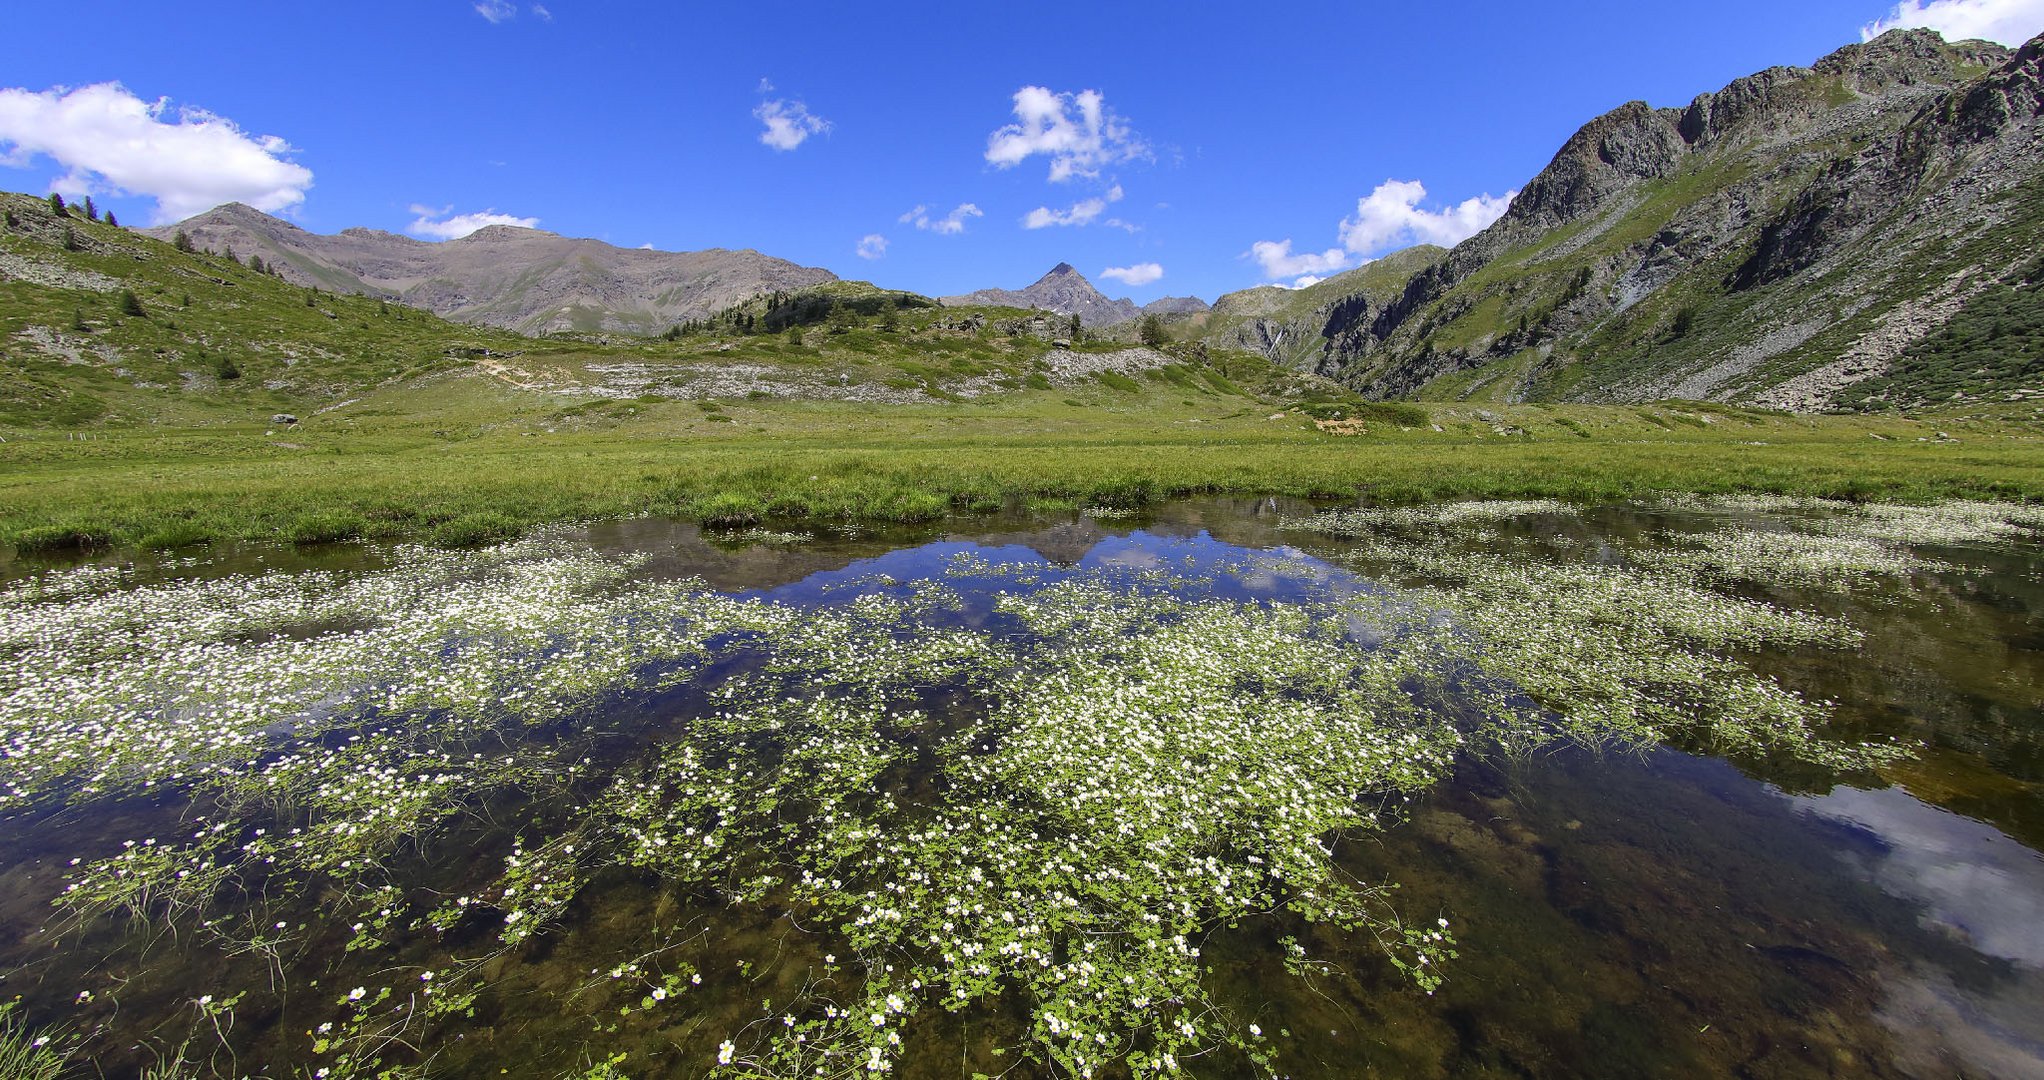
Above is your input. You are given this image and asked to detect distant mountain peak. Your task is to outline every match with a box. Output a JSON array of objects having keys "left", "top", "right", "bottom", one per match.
[
  {"left": 452, "top": 224, "right": 557, "bottom": 242},
  {"left": 939, "top": 262, "right": 1141, "bottom": 325},
  {"left": 143, "top": 202, "right": 835, "bottom": 334}
]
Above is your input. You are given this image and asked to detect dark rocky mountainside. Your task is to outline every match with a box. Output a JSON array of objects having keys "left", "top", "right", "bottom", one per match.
[
  {"left": 1178, "top": 246, "right": 1447, "bottom": 370},
  {"left": 1203, "top": 29, "right": 2044, "bottom": 411},
  {"left": 144, "top": 205, "right": 836, "bottom": 336},
  {"left": 941, "top": 263, "right": 1143, "bottom": 327}
]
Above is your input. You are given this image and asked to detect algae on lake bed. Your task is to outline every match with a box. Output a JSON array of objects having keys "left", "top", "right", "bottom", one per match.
[{"left": 0, "top": 498, "right": 2039, "bottom": 1076}]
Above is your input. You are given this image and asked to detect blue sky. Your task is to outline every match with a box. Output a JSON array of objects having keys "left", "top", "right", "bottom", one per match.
[{"left": 2, "top": 1, "right": 2040, "bottom": 304}]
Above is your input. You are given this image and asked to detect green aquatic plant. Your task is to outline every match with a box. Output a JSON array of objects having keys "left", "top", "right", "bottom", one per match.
[
  {"left": 0, "top": 1002, "right": 70, "bottom": 1080},
  {"left": 0, "top": 513, "right": 1913, "bottom": 1077},
  {"left": 1634, "top": 527, "right": 1953, "bottom": 592}
]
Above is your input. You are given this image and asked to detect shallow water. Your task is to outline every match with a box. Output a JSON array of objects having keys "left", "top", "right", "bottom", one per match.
[{"left": 0, "top": 497, "right": 2039, "bottom": 1078}]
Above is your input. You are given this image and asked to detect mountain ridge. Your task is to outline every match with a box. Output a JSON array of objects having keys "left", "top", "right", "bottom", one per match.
[
  {"left": 143, "top": 206, "right": 838, "bottom": 336},
  {"left": 1222, "top": 27, "right": 2044, "bottom": 411}
]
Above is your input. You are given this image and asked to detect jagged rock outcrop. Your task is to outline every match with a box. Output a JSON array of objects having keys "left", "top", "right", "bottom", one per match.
[
  {"left": 144, "top": 205, "right": 836, "bottom": 335},
  {"left": 1289, "top": 28, "right": 2044, "bottom": 411},
  {"left": 940, "top": 263, "right": 1142, "bottom": 326}
]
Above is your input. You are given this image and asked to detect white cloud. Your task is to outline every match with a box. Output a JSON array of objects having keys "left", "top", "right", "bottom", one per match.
[
  {"left": 0, "top": 82, "right": 313, "bottom": 223},
  {"left": 1284, "top": 275, "right": 1326, "bottom": 290},
  {"left": 755, "top": 98, "right": 830, "bottom": 152},
  {"left": 1100, "top": 262, "right": 1163, "bottom": 286},
  {"left": 1861, "top": 0, "right": 2044, "bottom": 44},
  {"left": 530, "top": 4, "right": 552, "bottom": 20},
  {"left": 856, "top": 233, "right": 888, "bottom": 260},
  {"left": 1246, "top": 179, "right": 1513, "bottom": 282},
  {"left": 1246, "top": 238, "right": 1350, "bottom": 280},
  {"left": 1338, "top": 179, "right": 1516, "bottom": 256},
  {"left": 899, "top": 203, "right": 982, "bottom": 235},
  {"left": 407, "top": 204, "right": 539, "bottom": 240},
  {"left": 985, "top": 87, "right": 1148, "bottom": 182},
  {"left": 1022, "top": 184, "right": 1124, "bottom": 229},
  {"left": 474, "top": 0, "right": 516, "bottom": 22}
]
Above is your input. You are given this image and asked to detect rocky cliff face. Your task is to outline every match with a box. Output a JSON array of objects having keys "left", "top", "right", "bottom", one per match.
[
  {"left": 1196, "top": 246, "right": 1447, "bottom": 373},
  {"left": 1254, "top": 29, "right": 2043, "bottom": 411},
  {"left": 144, "top": 206, "right": 836, "bottom": 335},
  {"left": 941, "top": 264, "right": 1142, "bottom": 327}
]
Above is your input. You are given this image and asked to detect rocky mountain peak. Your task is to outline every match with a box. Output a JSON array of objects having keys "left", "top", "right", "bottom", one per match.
[
  {"left": 940, "top": 263, "right": 1142, "bottom": 326},
  {"left": 452, "top": 224, "right": 556, "bottom": 243},
  {"left": 1815, "top": 27, "right": 2012, "bottom": 92}
]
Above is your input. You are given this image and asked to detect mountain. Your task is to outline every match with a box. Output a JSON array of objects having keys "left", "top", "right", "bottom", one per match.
[
  {"left": 1141, "top": 296, "right": 1210, "bottom": 317},
  {"left": 941, "top": 263, "right": 1143, "bottom": 327},
  {"left": 1203, "top": 29, "right": 2044, "bottom": 411},
  {"left": 1187, "top": 246, "right": 1448, "bottom": 369},
  {"left": 142, "top": 204, "right": 836, "bottom": 336},
  {"left": 1, "top": 192, "right": 1266, "bottom": 431}
]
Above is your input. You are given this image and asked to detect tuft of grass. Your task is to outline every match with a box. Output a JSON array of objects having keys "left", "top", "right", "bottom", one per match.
[
  {"left": 285, "top": 510, "right": 368, "bottom": 545},
  {"left": 0, "top": 1004, "right": 68, "bottom": 1080},
  {"left": 11, "top": 523, "right": 116, "bottom": 554},
  {"left": 1352, "top": 401, "right": 1430, "bottom": 426},
  {"left": 430, "top": 512, "right": 522, "bottom": 548},
  {"left": 685, "top": 491, "right": 765, "bottom": 528},
  {"left": 138, "top": 521, "right": 216, "bottom": 550}
]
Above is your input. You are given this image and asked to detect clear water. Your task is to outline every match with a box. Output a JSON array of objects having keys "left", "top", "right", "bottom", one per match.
[{"left": 0, "top": 497, "right": 2038, "bottom": 1078}]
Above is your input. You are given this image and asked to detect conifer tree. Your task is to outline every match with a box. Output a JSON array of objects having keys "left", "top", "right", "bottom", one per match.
[
  {"left": 120, "top": 289, "right": 146, "bottom": 317},
  {"left": 48, "top": 193, "right": 66, "bottom": 216},
  {"left": 173, "top": 230, "right": 195, "bottom": 253},
  {"left": 82, "top": 196, "right": 98, "bottom": 222}
]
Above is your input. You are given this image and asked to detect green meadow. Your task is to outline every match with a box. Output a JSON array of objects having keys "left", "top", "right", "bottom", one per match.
[{"left": 6, "top": 395, "right": 2041, "bottom": 556}]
